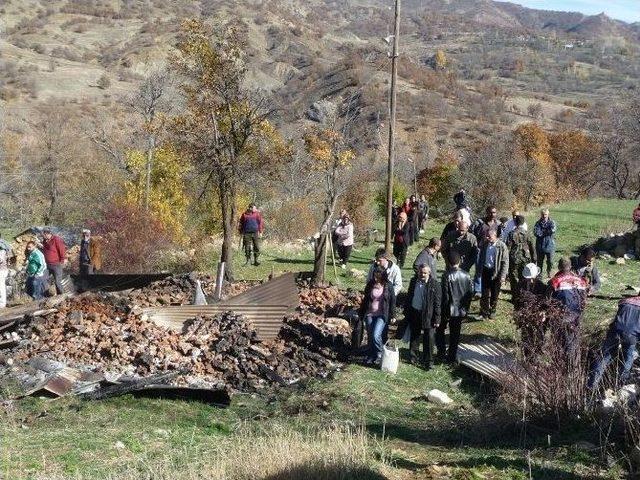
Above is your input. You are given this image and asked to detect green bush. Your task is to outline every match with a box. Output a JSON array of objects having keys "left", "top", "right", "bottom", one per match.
[{"left": 375, "top": 177, "right": 410, "bottom": 218}]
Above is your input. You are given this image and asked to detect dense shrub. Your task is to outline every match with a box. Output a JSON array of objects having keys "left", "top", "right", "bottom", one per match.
[{"left": 87, "top": 203, "right": 175, "bottom": 273}]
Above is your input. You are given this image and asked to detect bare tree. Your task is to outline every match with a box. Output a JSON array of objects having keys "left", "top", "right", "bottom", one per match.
[{"left": 127, "top": 69, "right": 172, "bottom": 211}]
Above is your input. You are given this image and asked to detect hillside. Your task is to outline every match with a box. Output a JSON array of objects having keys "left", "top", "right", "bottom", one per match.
[{"left": 1, "top": 0, "right": 638, "bottom": 158}]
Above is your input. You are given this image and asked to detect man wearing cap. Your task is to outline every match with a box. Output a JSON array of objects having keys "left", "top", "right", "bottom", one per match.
[
  {"left": 366, "top": 249, "right": 403, "bottom": 296},
  {"left": 238, "top": 204, "right": 264, "bottom": 266},
  {"left": 79, "top": 229, "right": 102, "bottom": 276},
  {"left": 41, "top": 227, "right": 66, "bottom": 295}
]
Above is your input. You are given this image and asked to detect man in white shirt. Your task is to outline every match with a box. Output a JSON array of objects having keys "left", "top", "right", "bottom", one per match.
[{"left": 501, "top": 209, "right": 528, "bottom": 242}]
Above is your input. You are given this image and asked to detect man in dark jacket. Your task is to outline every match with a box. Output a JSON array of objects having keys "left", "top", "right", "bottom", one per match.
[
  {"left": 418, "top": 195, "right": 429, "bottom": 233},
  {"left": 41, "top": 228, "right": 66, "bottom": 295},
  {"left": 507, "top": 215, "right": 537, "bottom": 304},
  {"left": 534, "top": 208, "right": 557, "bottom": 279},
  {"left": 238, "top": 204, "right": 264, "bottom": 266},
  {"left": 442, "top": 220, "right": 478, "bottom": 273},
  {"left": 477, "top": 229, "right": 509, "bottom": 319},
  {"left": 588, "top": 296, "right": 640, "bottom": 389},
  {"left": 571, "top": 247, "right": 601, "bottom": 294},
  {"left": 436, "top": 251, "right": 474, "bottom": 364},
  {"left": 404, "top": 264, "right": 441, "bottom": 368},
  {"left": 412, "top": 238, "right": 440, "bottom": 275}
]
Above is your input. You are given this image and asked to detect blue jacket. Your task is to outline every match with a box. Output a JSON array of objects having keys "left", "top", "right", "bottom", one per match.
[
  {"left": 534, "top": 218, "right": 557, "bottom": 254},
  {"left": 613, "top": 297, "right": 640, "bottom": 337}
]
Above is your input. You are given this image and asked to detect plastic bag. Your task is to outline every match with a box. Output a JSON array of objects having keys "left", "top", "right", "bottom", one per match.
[{"left": 381, "top": 341, "right": 399, "bottom": 374}]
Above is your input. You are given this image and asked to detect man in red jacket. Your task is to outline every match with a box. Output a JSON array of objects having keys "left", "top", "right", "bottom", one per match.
[
  {"left": 41, "top": 228, "right": 66, "bottom": 295},
  {"left": 238, "top": 204, "right": 264, "bottom": 266}
]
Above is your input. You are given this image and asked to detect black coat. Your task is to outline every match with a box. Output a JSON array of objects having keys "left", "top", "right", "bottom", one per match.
[
  {"left": 359, "top": 280, "right": 396, "bottom": 322},
  {"left": 405, "top": 275, "right": 441, "bottom": 329}
]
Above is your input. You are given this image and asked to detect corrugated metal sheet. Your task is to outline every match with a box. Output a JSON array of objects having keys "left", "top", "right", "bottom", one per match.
[
  {"left": 457, "top": 337, "right": 515, "bottom": 383},
  {"left": 143, "top": 304, "right": 291, "bottom": 339},
  {"left": 219, "top": 272, "right": 299, "bottom": 308},
  {"left": 143, "top": 273, "right": 300, "bottom": 340}
]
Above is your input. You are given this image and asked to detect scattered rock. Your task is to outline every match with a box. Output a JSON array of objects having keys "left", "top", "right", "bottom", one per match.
[
  {"left": 449, "top": 378, "right": 463, "bottom": 389},
  {"left": 616, "top": 257, "right": 626, "bottom": 265},
  {"left": 306, "top": 100, "right": 337, "bottom": 124},
  {"left": 426, "top": 389, "right": 453, "bottom": 405}
]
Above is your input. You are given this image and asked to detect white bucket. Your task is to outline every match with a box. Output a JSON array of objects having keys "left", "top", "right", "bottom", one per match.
[{"left": 381, "top": 341, "right": 399, "bottom": 374}]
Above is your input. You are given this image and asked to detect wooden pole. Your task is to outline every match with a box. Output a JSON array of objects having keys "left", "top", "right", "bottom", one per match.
[
  {"left": 214, "top": 262, "right": 225, "bottom": 301},
  {"left": 385, "top": 0, "right": 401, "bottom": 252},
  {"left": 328, "top": 232, "right": 340, "bottom": 286}
]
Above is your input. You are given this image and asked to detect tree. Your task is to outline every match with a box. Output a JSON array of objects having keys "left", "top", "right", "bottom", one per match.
[
  {"left": 303, "top": 126, "right": 355, "bottom": 284},
  {"left": 548, "top": 130, "right": 601, "bottom": 196},
  {"left": 128, "top": 70, "right": 171, "bottom": 211},
  {"left": 434, "top": 49, "right": 447, "bottom": 70},
  {"left": 512, "top": 123, "right": 555, "bottom": 207},
  {"left": 416, "top": 149, "right": 459, "bottom": 214},
  {"left": 124, "top": 144, "right": 190, "bottom": 240},
  {"left": 171, "top": 19, "right": 287, "bottom": 281}
]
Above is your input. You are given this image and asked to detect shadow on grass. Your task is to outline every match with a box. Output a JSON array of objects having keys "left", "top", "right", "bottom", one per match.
[
  {"left": 440, "top": 455, "right": 603, "bottom": 480},
  {"left": 263, "top": 464, "right": 387, "bottom": 480}
]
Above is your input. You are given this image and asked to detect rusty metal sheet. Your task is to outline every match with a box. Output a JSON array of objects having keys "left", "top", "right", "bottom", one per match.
[
  {"left": 24, "top": 367, "right": 103, "bottom": 398},
  {"left": 457, "top": 337, "right": 515, "bottom": 383},
  {"left": 143, "top": 304, "right": 290, "bottom": 340},
  {"left": 219, "top": 272, "right": 299, "bottom": 309}
]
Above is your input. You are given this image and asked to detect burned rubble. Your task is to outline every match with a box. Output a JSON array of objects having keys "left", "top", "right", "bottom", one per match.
[{"left": 0, "top": 275, "right": 357, "bottom": 402}]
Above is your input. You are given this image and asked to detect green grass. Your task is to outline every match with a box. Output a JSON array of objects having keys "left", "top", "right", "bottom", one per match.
[{"left": 1, "top": 198, "right": 637, "bottom": 479}]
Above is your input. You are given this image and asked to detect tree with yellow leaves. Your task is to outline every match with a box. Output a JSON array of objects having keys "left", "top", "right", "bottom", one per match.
[
  {"left": 434, "top": 49, "right": 448, "bottom": 70},
  {"left": 512, "top": 123, "right": 555, "bottom": 207},
  {"left": 304, "top": 127, "right": 355, "bottom": 283},
  {"left": 170, "top": 19, "right": 289, "bottom": 280},
  {"left": 124, "top": 144, "right": 190, "bottom": 240}
]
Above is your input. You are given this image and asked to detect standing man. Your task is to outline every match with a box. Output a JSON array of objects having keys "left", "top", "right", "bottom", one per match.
[
  {"left": 25, "top": 241, "right": 47, "bottom": 300},
  {"left": 436, "top": 251, "right": 474, "bottom": 364},
  {"left": 571, "top": 247, "right": 601, "bottom": 294},
  {"left": 413, "top": 238, "right": 441, "bottom": 275},
  {"left": 442, "top": 220, "right": 478, "bottom": 273},
  {"left": 507, "top": 215, "right": 537, "bottom": 304},
  {"left": 41, "top": 227, "right": 66, "bottom": 295},
  {"left": 534, "top": 209, "right": 557, "bottom": 279},
  {"left": 477, "top": 229, "right": 509, "bottom": 320},
  {"left": 238, "top": 204, "right": 264, "bottom": 266},
  {"left": 501, "top": 209, "right": 528, "bottom": 242},
  {"left": 404, "top": 264, "right": 441, "bottom": 368},
  {"left": 79, "top": 229, "right": 102, "bottom": 276},
  {"left": 418, "top": 195, "right": 429, "bottom": 233}
]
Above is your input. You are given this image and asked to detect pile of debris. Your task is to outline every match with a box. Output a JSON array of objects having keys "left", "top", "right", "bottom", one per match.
[
  {"left": 0, "top": 273, "right": 362, "bottom": 401},
  {"left": 594, "top": 231, "right": 639, "bottom": 259},
  {"left": 298, "top": 284, "right": 362, "bottom": 317},
  {"left": 123, "top": 273, "right": 255, "bottom": 307}
]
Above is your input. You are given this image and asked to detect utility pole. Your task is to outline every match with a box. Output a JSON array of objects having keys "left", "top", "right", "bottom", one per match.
[{"left": 385, "top": 0, "right": 401, "bottom": 252}]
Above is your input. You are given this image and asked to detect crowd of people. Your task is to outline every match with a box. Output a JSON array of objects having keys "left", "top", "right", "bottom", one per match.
[
  {"left": 356, "top": 191, "right": 640, "bottom": 394},
  {"left": 0, "top": 227, "right": 102, "bottom": 304}
]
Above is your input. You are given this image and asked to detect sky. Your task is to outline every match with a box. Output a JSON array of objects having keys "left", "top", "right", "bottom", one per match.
[{"left": 510, "top": 0, "right": 640, "bottom": 22}]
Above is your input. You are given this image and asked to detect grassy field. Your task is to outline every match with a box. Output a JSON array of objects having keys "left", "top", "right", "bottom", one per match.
[{"left": 1, "top": 198, "right": 638, "bottom": 479}]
